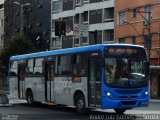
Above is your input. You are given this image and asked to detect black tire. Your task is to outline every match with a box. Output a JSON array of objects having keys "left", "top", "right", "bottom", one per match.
[
  {"left": 75, "top": 94, "right": 86, "bottom": 114},
  {"left": 26, "top": 90, "right": 34, "bottom": 105},
  {"left": 114, "top": 109, "right": 126, "bottom": 114}
]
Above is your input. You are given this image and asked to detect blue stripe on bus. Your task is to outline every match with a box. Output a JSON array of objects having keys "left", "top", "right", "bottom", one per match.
[{"left": 10, "top": 44, "right": 143, "bottom": 61}]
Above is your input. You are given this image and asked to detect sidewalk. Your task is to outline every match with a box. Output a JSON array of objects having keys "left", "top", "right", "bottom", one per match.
[
  {"left": 0, "top": 92, "right": 27, "bottom": 106},
  {"left": 7, "top": 95, "right": 27, "bottom": 104},
  {"left": 0, "top": 95, "right": 27, "bottom": 106}
]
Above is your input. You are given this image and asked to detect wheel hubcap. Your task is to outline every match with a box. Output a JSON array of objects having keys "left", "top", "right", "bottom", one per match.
[
  {"left": 28, "top": 95, "right": 32, "bottom": 104},
  {"left": 77, "top": 99, "right": 84, "bottom": 110}
]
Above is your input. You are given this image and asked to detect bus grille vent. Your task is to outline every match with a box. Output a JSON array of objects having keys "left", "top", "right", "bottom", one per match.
[
  {"left": 121, "top": 101, "right": 137, "bottom": 105},
  {"left": 115, "top": 89, "right": 141, "bottom": 94}
]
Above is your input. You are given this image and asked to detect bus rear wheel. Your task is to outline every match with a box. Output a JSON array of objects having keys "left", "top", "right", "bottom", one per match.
[
  {"left": 26, "top": 90, "right": 34, "bottom": 105},
  {"left": 75, "top": 94, "right": 86, "bottom": 114},
  {"left": 114, "top": 109, "right": 126, "bottom": 114}
]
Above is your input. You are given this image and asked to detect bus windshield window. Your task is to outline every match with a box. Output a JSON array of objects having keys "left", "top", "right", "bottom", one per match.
[{"left": 105, "top": 47, "right": 147, "bottom": 88}]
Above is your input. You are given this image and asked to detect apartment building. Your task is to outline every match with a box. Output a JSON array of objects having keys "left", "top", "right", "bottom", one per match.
[
  {"left": 115, "top": 0, "right": 160, "bottom": 98},
  {"left": 4, "top": 0, "right": 51, "bottom": 51},
  {"left": 51, "top": 0, "right": 115, "bottom": 50}
]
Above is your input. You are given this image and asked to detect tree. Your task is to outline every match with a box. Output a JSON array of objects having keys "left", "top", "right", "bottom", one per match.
[{"left": 0, "top": 34, "right": 36, "bottom": 68}]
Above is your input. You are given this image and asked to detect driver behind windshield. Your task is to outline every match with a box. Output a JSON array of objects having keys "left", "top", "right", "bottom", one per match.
[{"left": 114, "top": 59, "right": 128, "bottom": 80}]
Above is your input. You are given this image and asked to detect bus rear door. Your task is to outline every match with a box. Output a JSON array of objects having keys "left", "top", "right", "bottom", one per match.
[
  {"left": 18, "top": 63, "right": 26, "bottom": 99},
  {"left": 45, "top": 61, "right": 55, "bottom": 102}
]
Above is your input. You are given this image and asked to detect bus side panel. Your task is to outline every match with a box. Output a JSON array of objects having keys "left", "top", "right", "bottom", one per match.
[
  {"left": 25, "top": 77, "right": 45, "bottom": 102},
  {"left": 54, "top": 77, "right": 88, "bottom": 106},
  {"left": 9, "top": 77, "right": 18, "bottom": 98}
]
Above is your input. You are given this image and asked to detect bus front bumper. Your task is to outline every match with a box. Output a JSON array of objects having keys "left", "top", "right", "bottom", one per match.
[{"left": 102, "top": 97, "right": 149, "bottom": 109}]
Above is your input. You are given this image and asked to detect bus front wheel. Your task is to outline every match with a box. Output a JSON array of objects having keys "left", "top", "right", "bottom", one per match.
[
  {"left": 26, "top": 90, "right": 34, "bottom": 105},
  {"left": 75, "top": 94, "right": 86, "bottom": 114},
  {"left": 114, "top": 109, "right": 126, "bottom": 114}
]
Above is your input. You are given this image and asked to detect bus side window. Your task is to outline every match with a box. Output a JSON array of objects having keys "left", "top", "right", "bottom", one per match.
[
  {"left": 73, "top": 54, "right": 87, "bottom": 76},
  {"left": 10, "top": 61, "right": 18, "bottom": 76},
  {"left": 34, "top": 58, "right": 44, "bottom": 76},
  {"left": 26, "top": 59, "right": 34, "bottom": 76},
  {"left": 57, "top": 55, "right": 72, "bottom": 75}
]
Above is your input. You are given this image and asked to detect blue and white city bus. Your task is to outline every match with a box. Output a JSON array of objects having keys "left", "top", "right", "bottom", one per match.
[{"left": 8, "top": 44, "right": 149, "bottom": 114}]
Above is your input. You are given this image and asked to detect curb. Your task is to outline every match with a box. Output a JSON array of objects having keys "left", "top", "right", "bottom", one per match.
[
  {"left": 0, "top": 94, "right": 9, "bottom": 104},
  {"left": 149, "top": 99, "right": 160, "bottom": 103},
  {"left": 0, "top": 103, "right": 13, "bottom": 107}
]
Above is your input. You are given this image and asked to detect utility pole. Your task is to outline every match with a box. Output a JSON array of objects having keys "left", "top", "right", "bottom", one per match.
[
  {"left": 128, "top": 8, "right": 151, "bottom": 62},
  {"left": 136, "top": 9, "right": 151, "bottom": 62}
]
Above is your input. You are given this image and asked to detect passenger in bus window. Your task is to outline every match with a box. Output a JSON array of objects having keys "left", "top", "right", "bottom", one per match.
[{"left": 105, "top": 58, "right": 116, "bottom": 84}]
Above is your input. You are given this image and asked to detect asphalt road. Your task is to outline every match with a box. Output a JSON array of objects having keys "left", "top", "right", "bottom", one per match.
[{"left": 0, "top": 102, "right": 160, "bottom": 120}]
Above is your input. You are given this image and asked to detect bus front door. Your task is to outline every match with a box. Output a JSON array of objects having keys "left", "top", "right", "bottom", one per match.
[
  {"left": 89, "top": 57, "right": 101, "bottom": 107},
  {"left": 18, "top": 63, "right": 26, "bottom": 99},
  {"left": 45, "top": 62, "right": 55, "bottom": 102}
]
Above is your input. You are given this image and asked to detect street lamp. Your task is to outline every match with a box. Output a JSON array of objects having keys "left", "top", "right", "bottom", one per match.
[{"left": 14, "top": 1, "right": 31, "bottom": 34}]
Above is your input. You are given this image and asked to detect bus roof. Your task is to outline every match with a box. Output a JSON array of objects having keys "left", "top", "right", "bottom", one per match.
[{"left": 10, "top": 44, "right": 144, "bottom": 61}]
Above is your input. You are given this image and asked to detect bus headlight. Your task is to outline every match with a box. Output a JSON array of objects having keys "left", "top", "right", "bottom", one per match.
[
  {"left": 107, "top": 92, "right": 111, "bottom": 96},
  {"left": 145, "top": 91, "right": 149, "bottom": 95},
  {"left": 140, "top": 91, "right": 149, "bottom": 98},
  {"left": 106, "top": 92, "right": 116, "bottom": 99}
]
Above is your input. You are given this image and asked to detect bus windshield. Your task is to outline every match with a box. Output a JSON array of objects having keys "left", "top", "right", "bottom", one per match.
[{"left": 105, "top": 46, "right": 147, "bottom": 88}]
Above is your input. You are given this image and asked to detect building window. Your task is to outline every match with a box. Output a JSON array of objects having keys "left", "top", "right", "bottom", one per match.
[
  {"left": 132, "top": 36, "right": 136, "bottom": 44},
  {"left": 75, "top": 0, "right": 81, "bottom": 6},
  {"left": 62, "top": 35, "right": 73, "bottom": 48},
  {"left": 83, "top": 0, "right": 89, "bottom": 4},
  {"left": 52, "top": 20, "right": 55, "bottom": 30},
  {"left": 51, "top": 37, "right": 61, "bottom": 49},
  {"left": 132, "top": 9, "right": 137, "bottom": 18},
  {"left": 74, "top": 37, "right": 80, "bottom": 47},
  {"left": 89, "top": 9, "right": 102, "bottom": 24},
  {"left": 81, "top": 37, "right": 88, "bottom": 45},
  {"left": 118, "top": 38, "right": 125, "bottom": 43},
  {"left": 103, "top": 30, "right": 114, "bottom": 43},
  {"left": 63, "top": 0, "right": 73, "bottom": 11},
  {"left": 118, "top": 11, "right": 126, "bottom": 25},
  {"left": 63, "top": 17, "right": 73, "bottom": 33},
  {"left": 74, "top": 14, "right": 79, "bottom": 24},
  {"left": 90, "top": 0, "right": 103, "bottom": 3},
  {"left": 52, "top": 0, "right": 62, "bottom": 12},
  {"left": 89, "top": 31, "right": 102, "bottom": 45},
  {"left": 143, "top": 35, "right": 151, "bottom": 49},
  {"left": 82, "top": 11, "right": 88, "bottom": 23},
  {"left": 104, "top": 8, "right": 114, "bottom": 22},
  {"left": 144, "top": 6, "right": 151, "bottom": 26}
]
